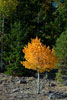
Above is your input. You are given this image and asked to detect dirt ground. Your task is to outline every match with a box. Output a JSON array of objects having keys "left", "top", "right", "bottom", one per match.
[{"left": 0, "top": 73, "right": 67, "bottom": 100}]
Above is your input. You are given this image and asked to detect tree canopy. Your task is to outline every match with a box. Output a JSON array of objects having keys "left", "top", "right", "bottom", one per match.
[
  {"left": 21, "top": 37, "right": 58, "bottom": 73},
  {"left": 0, "top": 0, "right": 18, "bottom": 17}
]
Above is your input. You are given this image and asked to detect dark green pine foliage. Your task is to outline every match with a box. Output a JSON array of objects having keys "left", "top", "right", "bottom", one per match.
[
  {"left": 16, "top": 0, "right": 67, "bottom": 47},
  {"left": 43, "top": 4, "right": 67, "bottom": 47},
  {"left": 54, "top": 28, "right": 67, "bottom": 82},
  {"left": 54, "top": 5, "right": 67, "bottom": 35},
  {"left": 3, "top": 22, "right": 25, "bottom": 76},
  {"left": 17, "top": 0, "right": 55, "bottom": 46}
]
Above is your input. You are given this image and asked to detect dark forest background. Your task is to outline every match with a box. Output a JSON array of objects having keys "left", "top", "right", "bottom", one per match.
[{"left": 0, "top": 0, "right": 67, "bottom": 82}]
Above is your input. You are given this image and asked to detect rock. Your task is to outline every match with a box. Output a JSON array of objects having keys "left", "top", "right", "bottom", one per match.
[
  {"left": 48, "top": 92, "right": 67, "bottom": 100},
  {"left": 16, "top": 77, "right": 27, "bottom": 84},
  {"left": 0, "top": 80, "right": 3, "bottom": 84},
  {"left": 17, "top": 95, "right": 23, "bottom": 99},
  {"left": 51, "top": 83, "right": 56, "bottom": 87},
  {"left": 48, "top": 93, "right": 56, "bottom": 100},
  {"left": 64, "top": 80, "right": 67, "bottom": 86},
  {"left": 12, "top": 88, "right": 20, "bottom": 93},
  {"left": 27, "top": 77, "right": 34, "bottom": 82},
  {"left": 23, "top": 94, "right": 30, "bottom": 98},
  {"left": 19, "top": 80, "right": 26, "bottom": 84},
  {"left": 62, "top": 76, "right": 67, "bottom": 80},
  {"left": 58, "top": 93, "right": 67, "bottom": 99},
  {"left": 0, "top": 77, "right": 9, "bottom": 84}
]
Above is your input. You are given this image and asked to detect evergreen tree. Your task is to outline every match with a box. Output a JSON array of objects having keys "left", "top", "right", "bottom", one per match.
[
  {"left": 3, "top": 22, "right": 25, "bottom": 76},
  {"left": 17, "top": 0, "right": 55, "bottom": 46},
  {"left": 17, "top": 0, "right": 67, "bottom": 47},
  {"left": 54, "top": 28, "right": 67, "bottom": 82},
  {"left": 0, "top": 0, "right": 18, "bottom": 70}
]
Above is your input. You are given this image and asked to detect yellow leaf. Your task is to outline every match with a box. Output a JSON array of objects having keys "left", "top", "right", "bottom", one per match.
[{"left": 21, "top": 36, "right": 58, "bottom": 73}]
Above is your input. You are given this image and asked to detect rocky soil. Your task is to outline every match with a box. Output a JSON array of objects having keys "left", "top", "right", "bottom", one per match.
[{"left": 0, "top": 73, "right": 67, "bottom": 100}]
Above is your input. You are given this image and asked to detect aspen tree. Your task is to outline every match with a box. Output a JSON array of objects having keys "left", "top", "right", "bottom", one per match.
[{"left": 21, "top": 37, "right": 58, "bottom": 93}]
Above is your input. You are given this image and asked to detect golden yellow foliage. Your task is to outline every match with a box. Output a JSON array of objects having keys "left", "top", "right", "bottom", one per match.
[{"left": 21, "top": 37, "right": 58, "bottom": 73}]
